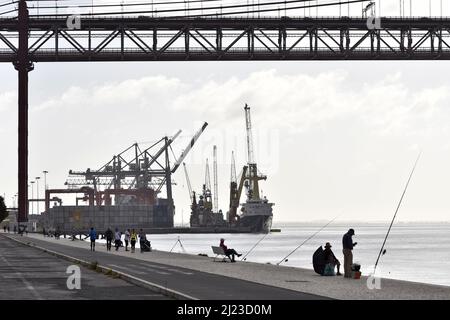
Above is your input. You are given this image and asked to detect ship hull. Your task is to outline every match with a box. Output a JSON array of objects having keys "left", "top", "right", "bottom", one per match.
[{"left": 238, "top": 214, "right": 273, "bottom": 233}]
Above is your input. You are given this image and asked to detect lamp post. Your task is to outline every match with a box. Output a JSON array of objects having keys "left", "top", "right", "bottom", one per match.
[
  {"left": 43, "top": 170, "right": 48, "bottom": 190},
  {"left": 35, "top": 177, "right": 41, "bottom": 214},
  {"left": 30, "top": 181, "right": 35, "bottom": 215}
]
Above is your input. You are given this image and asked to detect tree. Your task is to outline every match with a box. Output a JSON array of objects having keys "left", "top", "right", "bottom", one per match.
[{"left": 0, "top": 196, "right": 8, "bottom": 223}]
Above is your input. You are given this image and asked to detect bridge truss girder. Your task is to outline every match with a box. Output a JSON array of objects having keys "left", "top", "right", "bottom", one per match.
[{"left": 2, "top": 17, "right": 450, "bottom": 61}]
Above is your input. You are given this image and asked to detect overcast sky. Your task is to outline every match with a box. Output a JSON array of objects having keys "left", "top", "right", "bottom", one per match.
[{"left": 1, "top": 1, "right": 450, "bottom": 223}]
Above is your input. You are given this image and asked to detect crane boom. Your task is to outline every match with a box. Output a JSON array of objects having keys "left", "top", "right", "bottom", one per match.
[
  {"left": 205, "top": 158, "right": 211, "bottom": 192},
  {"left": 213, "top": 145, "right": 218, "bottom": 213},
  {"left": 171, "top": 122, "right": 208, "bottom": 173},
  {"left": 244, "top": 104, "right": 255, "bottom": 164},
  {"left": 230, "top": 151, "right": 237, "bottom": 183},
  {"left": 183, "top": 162, "right": 193, "bottom": 202}
]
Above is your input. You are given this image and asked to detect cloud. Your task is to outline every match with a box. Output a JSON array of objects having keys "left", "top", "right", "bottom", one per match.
[
  {"left": 169, "top": 69, "right": 450, "bottom": 138},
  {"left": 0, "top": 91, "right": 15, "bottom": 112}
]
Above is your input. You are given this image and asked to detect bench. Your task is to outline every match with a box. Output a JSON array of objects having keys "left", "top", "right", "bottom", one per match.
[{"left": 211, "top": 246, "right": 231, "bottom": 262}]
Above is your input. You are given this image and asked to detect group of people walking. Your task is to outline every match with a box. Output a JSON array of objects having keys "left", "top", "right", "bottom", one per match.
[{"left": 88, "top": 227, "right": 149, "bottom": 253}]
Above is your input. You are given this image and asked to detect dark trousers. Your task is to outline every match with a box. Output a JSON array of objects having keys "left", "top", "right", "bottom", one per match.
[
  {"left": 115, "top": 240, "right": 121, "bottom": 250},
  {"left": 90, "top": 240, "right": 95, "bottom": 251},
  {"left": 225, "top": 249, "right": 238, "bottom": 261},
  {"left": 125, "top": 240, "right": 129, "bottom": 251},
  {"left": 106, "top": 239, "right": 112, "bottom": 251}
]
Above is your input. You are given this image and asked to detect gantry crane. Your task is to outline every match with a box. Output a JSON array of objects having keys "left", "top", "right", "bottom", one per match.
[{"left": 63, "top": 122, "right": 208, "bottom": 214}]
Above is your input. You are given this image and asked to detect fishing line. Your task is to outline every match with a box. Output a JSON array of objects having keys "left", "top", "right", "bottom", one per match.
[
  {"left": 373, "top": 151, "right": 422, "bottom": 274},
  {"left": 276, "top": 214, "right": 340, "bottom": 265},
  {"left": 241, "top": 232, "right": 270, "bottom": 261}
]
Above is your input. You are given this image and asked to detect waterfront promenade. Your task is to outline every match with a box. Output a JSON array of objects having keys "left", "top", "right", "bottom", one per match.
[{"left": 2, "top": 232, "right": 450, "bottom": 300}]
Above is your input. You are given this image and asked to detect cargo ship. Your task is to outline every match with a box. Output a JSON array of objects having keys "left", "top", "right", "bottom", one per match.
[{"left": 186, "top": 104, "right": 274, "bottom": 233}]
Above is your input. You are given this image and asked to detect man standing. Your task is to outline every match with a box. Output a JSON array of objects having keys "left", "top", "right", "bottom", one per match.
[
  {"left": 105, "top": 227, "right": 113, "bottom": 251},
  {"left": 89, "top": 227, "right": 97, "bottom": 252},
  {"left": 114, "top": 228, "right": 122, "bottom": 251},
  {"left": 124, "top": 229, "right": 130, "bottom": 251},
  {"left": 342, "top": 228, "right": 357, "bottom": 278}
]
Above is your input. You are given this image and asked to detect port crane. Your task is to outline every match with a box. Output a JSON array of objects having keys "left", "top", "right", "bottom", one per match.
[
  {"left": 227, "top": 152, "right": 247, "bottom": 225},
  {"left": 63, "top": 122, "right": 208, "bottom": 213},
  {"left": 243, "top": 104, "right": 267, "bottom": 201}
]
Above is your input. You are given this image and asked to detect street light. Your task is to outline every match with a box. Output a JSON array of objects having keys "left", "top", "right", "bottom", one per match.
[
  {"left": 43, "top": 170, "right": 48, "bottom": 190},
  {"left": 30, "top": 181, "right": 35, "bottom": 215},
  {"left": 35, "top": 177, "right": 41, "bottom": 214}
]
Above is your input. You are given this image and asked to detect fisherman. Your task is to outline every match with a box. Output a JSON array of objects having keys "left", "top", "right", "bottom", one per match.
[
  {"left": 89, "top": 227, "right": 97, "bottom": 252},
  {"left": 130, "top": 229, "right": 137, "bottom": 253},
  {"left": 124, "top": 229, "right": 131, "bottom": 252},
  {"left": 323, "top": 242, "right": 342, "bottom": 276},
  {"left": 105, "top": 227, "right": 113, "bottom": 251},
  {"left": 114, "top": 228, "right": 122, "bottom": 251},
  {"left": 342, "top": 228, "right": 357, "bottom": 278},
  {"left": 219, "top": 238, "right": 242, "bottom": 262}
]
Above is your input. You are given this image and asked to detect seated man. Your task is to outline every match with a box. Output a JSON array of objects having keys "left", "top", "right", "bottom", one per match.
[
  {"left": 219, "top": 238, "right": 242, "bottom": 262},
  {"left": 323, "top": 242, "right": 342, "bottom": 276}
]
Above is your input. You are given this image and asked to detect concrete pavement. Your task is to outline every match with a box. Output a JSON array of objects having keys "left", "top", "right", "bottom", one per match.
[
  {"left": 5, "top": 232, "right": 450, "bottom": 299},
  {"left": 0, "top": 234, "right": 170, "bottom": 300},
  {"left": 4, "top": 233, "right": 326, "bottom": 300}
]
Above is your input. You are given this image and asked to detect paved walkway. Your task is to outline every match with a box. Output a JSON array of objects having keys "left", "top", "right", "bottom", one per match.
[
  {"left": 4, "top": 233, "right": 325, "bottom": 300},
  {"left": 7, "top": 232, "right": 450, "bottom": 300},
  {"left": 0, "top": 234, "right": 169, "bottom": 300}
]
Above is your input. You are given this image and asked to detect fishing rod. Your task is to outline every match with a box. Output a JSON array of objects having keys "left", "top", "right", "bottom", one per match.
[
  {"left": 373, "top": 152, "right": 422, "bottom": 274},
  {"left": 276, "top": 215, "right": 340, "bottom": 266},
  {"left": 241, "top": 232, "right": 270, "bottom": 261},
  {"left": 170, "top": 236, "right": 186, "bottom": 253}
]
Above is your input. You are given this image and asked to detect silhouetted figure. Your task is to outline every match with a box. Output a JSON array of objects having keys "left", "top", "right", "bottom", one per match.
[
  {"left": 219, "top": 238, "right": 241, "bottom": 262},
  {"left": 124, "top": 229, "right": 130, "bottom": 251},
  {"left": 130, "top": 229, "right": 137, "bottom": 253},
  {"left": 342, "top": 228, "right": 357, "bottom": 278},
  {"left": 105, "top": 228, "right": 113, "bottom": 251},
  {"left": 323, "top": 242, "right": 342, "bottom": 276},
  {"left": 89, "top": 227, "right": 97, "bottom": 251},
  {"left": 114, "top": 228, "right": 122, "bottom": 251}
]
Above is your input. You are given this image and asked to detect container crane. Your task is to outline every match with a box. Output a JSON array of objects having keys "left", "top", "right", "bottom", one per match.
[{"left": 213, "top": 145, "right": 218, "bottom": 213}]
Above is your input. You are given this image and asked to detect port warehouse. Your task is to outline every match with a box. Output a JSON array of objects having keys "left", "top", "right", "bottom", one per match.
[{"left": 40, "top": 202, "right": 172, "bottom": 233}]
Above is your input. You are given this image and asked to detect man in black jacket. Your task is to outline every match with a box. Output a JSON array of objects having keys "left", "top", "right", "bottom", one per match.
[
  {"left": 105, "top": 227, "right": 113, "bottom": 251},
  {"left": 342, "top": 228, "right": 357, "bottom": 278}
]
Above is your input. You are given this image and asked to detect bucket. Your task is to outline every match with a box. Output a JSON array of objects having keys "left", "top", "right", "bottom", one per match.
[{"left": 352, "top": 271, "right": 361, "bottom": 279}]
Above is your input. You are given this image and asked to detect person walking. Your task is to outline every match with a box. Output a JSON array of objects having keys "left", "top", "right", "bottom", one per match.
[
  {"left": 130, "top": 229, "right": 137, "bottom": 253},
  {"left": 114, "top": 228, "right": 122, "bottom": 251},
  {"left": 219, "top": 238, "right": 242, "bottom": 262},
  {"left": 124, "top": 229, "right": 131, "bottom": 251},
  {"left": 105, "top": 227, "right": 113, "bottom": 251},
  {"left": 342, "top": 228, "right": 357, "bottom": 278},
  {"left": 89, "top": 227, "right": 97, "bottom": 252}
]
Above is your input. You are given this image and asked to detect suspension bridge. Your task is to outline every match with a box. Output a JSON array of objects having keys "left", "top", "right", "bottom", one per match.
[{"left": 0, "top": 0, "right": 449, "bottom": 226}]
